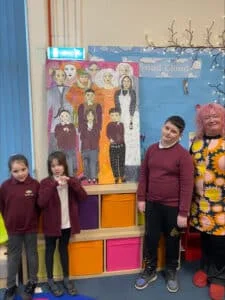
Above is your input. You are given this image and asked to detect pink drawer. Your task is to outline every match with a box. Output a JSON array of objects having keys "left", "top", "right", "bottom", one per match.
[{"left": 106, "top": 237, "right": 141, "bottom": 271}]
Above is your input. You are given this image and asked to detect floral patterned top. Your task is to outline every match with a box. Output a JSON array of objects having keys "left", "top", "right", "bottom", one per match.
[{"left": 190, "top": 137, "right": 225, "bottom": 235}]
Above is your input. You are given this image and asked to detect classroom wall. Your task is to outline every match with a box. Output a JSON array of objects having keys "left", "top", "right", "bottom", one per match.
[{"left": 26, "top": 0, "right": 225, "bottom": 179}]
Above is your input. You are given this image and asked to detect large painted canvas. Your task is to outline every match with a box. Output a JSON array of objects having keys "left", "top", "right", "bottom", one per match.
[{"left": 46, "top": 60, "right": 141, "bottom": 185}]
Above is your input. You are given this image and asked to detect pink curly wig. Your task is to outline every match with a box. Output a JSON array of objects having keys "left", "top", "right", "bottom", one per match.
[{"left": 195, "top": 103, "right": 225, "bottom": 138}]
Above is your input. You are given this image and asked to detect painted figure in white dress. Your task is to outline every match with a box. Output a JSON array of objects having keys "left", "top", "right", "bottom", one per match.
[{"left": 114, "top": 75, "right": 141, "bottom": 180}]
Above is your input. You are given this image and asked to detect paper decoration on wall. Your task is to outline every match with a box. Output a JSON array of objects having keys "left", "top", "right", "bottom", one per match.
[
  {"left": 46, "top": 60, "right": 141, "bottom": 185},
  {"left": 183, "top": 79, "right": 189, "bottom": 95},
  {"left": 138, "top": 57, "right": 201, "bottom": 78}
]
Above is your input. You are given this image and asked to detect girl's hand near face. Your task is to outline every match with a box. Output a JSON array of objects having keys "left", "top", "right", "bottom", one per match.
[{"left": 55, "top": 175, "right": 70, "bottom": 186}]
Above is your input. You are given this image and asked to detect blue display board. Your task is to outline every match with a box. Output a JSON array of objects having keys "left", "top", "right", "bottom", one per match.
[{"left": 88, "top": 46, "right": 225, "bottom": 152}]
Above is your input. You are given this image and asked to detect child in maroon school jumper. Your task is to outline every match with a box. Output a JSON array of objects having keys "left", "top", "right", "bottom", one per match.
[
  {"left": 135, "top": 116, "right": 194, "bottom": 293},
  {"left": 38, "top": 151, "right": 87, "bottom": 297},
  {"left": 0, "top": 154, "right": 40, "bottom": 300}
]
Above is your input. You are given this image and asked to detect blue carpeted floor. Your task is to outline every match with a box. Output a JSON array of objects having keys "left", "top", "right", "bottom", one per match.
[
  {"left": 0, "top": 261, "right": 211, "bottom": 300},
  {"left": 72, "top": 261, "right": 210, "bottom": 300}
]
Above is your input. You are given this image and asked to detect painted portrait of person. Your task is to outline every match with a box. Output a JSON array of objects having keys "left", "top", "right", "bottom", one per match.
[
  {"left": 94, "top": 68, "right": 119, "bottom": 184},
  {"left": 79, "top": 108, "right": 101, "bottom": 185},
  {"left": 47, "top": 68, "right": 73, "bottom": 152},
  {"left": 116, "top": 62, "right": 134, "bottom": 79},
  {"left": 114, "top": 75, "right": 141, "bottom": 180},
  {"left": 63, "top": 63, "right": 77, "bottom": 86},
  {"left": 54, "top": 109, "right": 77, "bottom": 176},
  {"left": 87, "top": 62, "right": 101, "bottom": 82}
]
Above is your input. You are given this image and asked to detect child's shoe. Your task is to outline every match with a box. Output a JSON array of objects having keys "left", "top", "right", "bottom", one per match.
[
  {"left": 134, "top": 267, "right": 157, "bottom": 290},
  {"left": 4, "top": 285, "right": 17, "bottom": 300},
  {"left": 209, "top": 283, "right": 225, "bottom": 300},
  {"left": 193, "top": 270, "right": 207, "bottom": 287},
  {"left": 48, "top": 280, "right": 64, "bottom": 297},
  {"left": 63, "top": 279, "right": 78, "bottom": 296},
  {"left": 92, "top": 178, "right": 98, "bottom": 184},
  {"left": 165, "top": 269, "right": 179, "bottom": 293},
  {"left": 21, "top": 281, "right": 36, "bottom": 300}
]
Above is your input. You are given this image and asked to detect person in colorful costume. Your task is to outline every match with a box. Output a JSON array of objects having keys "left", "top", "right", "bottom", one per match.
[{"left": 190, "top": 103, "right": 225, "bottom": 300}]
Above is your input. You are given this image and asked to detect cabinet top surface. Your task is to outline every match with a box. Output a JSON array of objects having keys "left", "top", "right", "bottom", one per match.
[{"left": 83, "top": 183, "right": 138, "bottom": 195}]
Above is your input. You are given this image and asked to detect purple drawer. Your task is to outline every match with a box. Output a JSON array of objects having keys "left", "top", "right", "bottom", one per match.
[{"left": 79, "top": 195, "right": 99, "bottom": 230}]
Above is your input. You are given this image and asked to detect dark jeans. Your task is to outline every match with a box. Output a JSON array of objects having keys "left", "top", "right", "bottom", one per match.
[
  {"left": 81, "top": 149, "right": 98, "bottom": 179},
  {"left": 64, "top": 149, "right": 77, "bottom": 177},
  {"left": 7, "top": 233, "right": 38, "bottom": 288},
  {"left": 45, "top": 228, "right": 71, "bottom": 279},
  {"left": 145, "top": 201, "right": 180, "bottom": 271},
  {"left": 200, "top": 232, "right": 225, "bottom": 285}
]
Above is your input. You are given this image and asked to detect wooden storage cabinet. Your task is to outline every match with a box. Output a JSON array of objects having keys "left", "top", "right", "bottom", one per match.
[{"left": 26, "top": 183, "right": 167, "bottom": 282}]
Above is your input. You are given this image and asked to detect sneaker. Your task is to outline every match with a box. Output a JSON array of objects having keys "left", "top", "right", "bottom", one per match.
[
  {"left": 165, "top": 269, "right": 179, "bottom": 293},
  {"left": 4, "top": 285, "right": 17, "bottom": 300},
  {"left": 48, "top": 281, "right": 64, "bottom": 297},
  {"left": 63, "top": 280, "right": 78, "bottom": 296},
  {"left": 92, "top": 178, "right": 98, "bottom": 184},
  {"left": 20, "top": 281, "right": 37, "bottom": 300},
  {"left": 134, "top": 268, "right": 157, "bottom": 290}
]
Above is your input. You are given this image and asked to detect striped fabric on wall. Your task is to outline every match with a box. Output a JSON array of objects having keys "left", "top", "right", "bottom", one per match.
[{"left": 0, "top": 0, "right": 33, "bottom": 183}]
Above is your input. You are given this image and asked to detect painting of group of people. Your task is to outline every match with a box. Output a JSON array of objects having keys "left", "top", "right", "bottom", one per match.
[{"left": 46, "top": 60, "right": 141, "bottom": 185}]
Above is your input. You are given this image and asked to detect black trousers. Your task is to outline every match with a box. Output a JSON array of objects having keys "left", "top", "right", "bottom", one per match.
[
  {"left": 144, "top": 201, "right": 180, "bottom": 271},
  {"left": 200, "top": 232, "right": 225, "bottom": 285},
  {"left": 7, "top": 233, "right": 38, "bottom": 287},
  {"left": 45, "top": 228, "right": 71, "bottom": 279},
  {"left": 109, "top": 143, "right": 125, "bottom": 178}
]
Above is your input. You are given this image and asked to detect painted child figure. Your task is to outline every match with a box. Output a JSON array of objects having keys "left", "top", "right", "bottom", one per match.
[
  {"left": 106, "top": 108, "right": 126, "bottom": 184},
  {"left": 0, "top": 155, "right": 40, "bottom": 300},
  {"left": 47, "top": 68, "right": 72, "bottom": 152},
  {"left": 38, "top": 151, "right": 87, "bottom": 297},
  {"left": 54, "top": 109, "right": 77, "bottom": 176},
  {"left": 79, "top": 108, "right": 101, "bottom": 184}
]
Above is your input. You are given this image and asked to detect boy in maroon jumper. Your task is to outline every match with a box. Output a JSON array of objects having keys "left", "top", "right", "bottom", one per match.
[
  {"left": 0, "top": 154, "right": 40, "bottom": 300},
  {"left": 135, "top": 116, "right": 194, "bottom": 293},
  {"left": 106, "top": 108, "right": 126, "bottom": 184}
]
